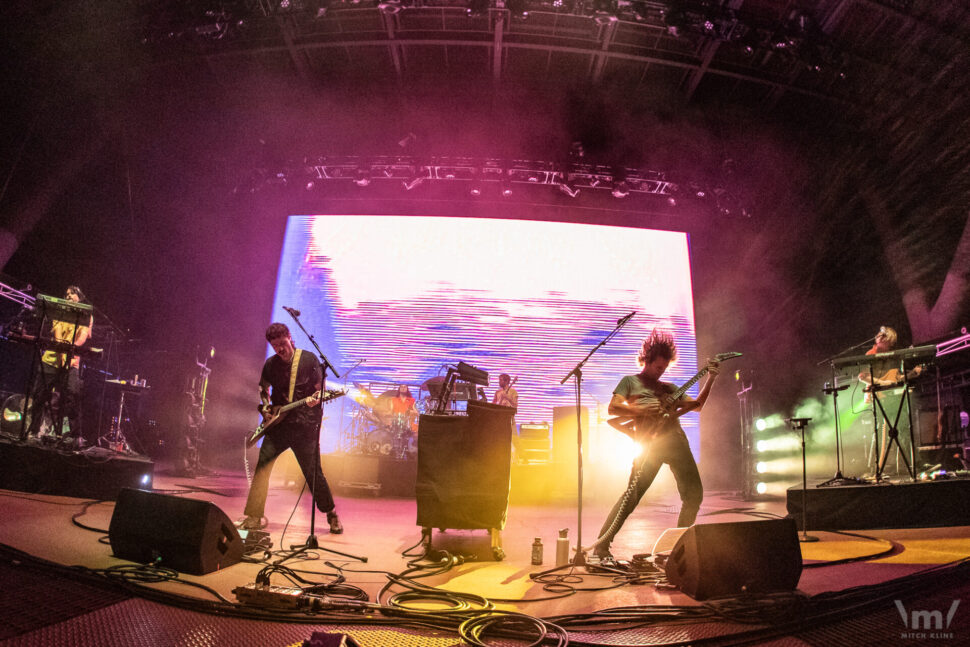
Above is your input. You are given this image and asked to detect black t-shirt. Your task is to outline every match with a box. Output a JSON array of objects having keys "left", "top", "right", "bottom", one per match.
[{"left": 261, "top": 350, "right": 323, "bottom": 429}]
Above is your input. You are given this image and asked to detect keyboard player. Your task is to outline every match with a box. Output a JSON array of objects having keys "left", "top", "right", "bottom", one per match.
[{"left": 28, "top": 286, "right": 93, "bottom": 442}]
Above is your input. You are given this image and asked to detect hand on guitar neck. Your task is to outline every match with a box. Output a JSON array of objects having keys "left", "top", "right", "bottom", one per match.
[
  {"left": 607, "top": 353, "right": 736, "bottom": 442},
  {"left": 248, "top": 388, "right": 345, "bottom": 448}
]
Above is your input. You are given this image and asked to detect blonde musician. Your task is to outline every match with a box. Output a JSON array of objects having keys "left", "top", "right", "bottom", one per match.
[{"left": 858, "top": 325, "right": 921, "bottom": 475}]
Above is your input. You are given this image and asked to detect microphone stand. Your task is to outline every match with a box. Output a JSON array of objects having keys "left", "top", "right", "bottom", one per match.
[
  {"left": 559, "top": 313, "right": 634, "bottom": 566},
  {"left": 816, "top": 338, "right": 875, "bottom": 488},
  {"left": 785, "top": 417, "right": 819, "bottom": 543},
  {"left": 283, "top": 309, "right": 365, "bottom": 563}
]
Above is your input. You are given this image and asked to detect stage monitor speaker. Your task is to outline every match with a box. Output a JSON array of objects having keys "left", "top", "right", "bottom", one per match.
[
  {"left": 664, "top": 518, "right": 801, "bottom": 600},
  {"left": 109, "top": 488, "right": 244, "bottom": 575}
]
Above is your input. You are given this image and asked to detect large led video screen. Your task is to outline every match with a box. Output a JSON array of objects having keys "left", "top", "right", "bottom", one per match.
[{"left": 271, "top": 215, "right": 698, "bottom": 461}]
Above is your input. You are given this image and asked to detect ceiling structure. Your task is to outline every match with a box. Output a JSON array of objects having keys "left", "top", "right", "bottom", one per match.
[{"left": 129, "top": 0, "right": 968, "bottom": 122}]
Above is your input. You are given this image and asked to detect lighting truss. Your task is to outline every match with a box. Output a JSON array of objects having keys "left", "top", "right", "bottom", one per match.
[{"left": 290, "top": 155, "right": 681, "bottom": 199}]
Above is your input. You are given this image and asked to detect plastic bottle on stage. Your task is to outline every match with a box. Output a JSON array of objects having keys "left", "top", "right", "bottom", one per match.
[
  {"left": 531, "top": 537, "right": 543, "bottom": 565},
  {"left": 556, "top": 529, "right": 569, "bottom": 566}
]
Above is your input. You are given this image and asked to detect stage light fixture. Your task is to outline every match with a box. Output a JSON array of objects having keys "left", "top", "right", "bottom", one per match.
[
  {"left": 354, "top": 167, "right": 371, "bottom": 187},
  {"left": 611, "top": 166, "right": 630, "bottom": 198},
  {"left": 755, "top": 418, "right": 767, "bottom": 431},
  {"left": 756, "top": 461, "right": 767, "bottom": 473},
  {"left": 467, "top": 0, "right": 489, "bottom": 17},
  {"left": 756, "top": 440, "right": 768, "bottom": 452},
  {"left": 559, "top": 182, "right": 579, "bottom": 198},
  {"left": 756, "top": 482, "right": 767, "bottom": 494}
]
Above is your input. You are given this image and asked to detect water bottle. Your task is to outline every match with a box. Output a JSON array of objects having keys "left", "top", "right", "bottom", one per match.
[
  {"left": 531, "top": 537, "right": 543, "bottom": 565},
  {"left": 556, "top": 529, "right": 570, "bottom": 566}
]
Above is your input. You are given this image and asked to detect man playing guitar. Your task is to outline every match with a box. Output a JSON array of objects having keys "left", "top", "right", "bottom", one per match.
[
  {"left": 240, "top": 323, "right": 342, "bottom": 534},
  {"left": 592, "top": 329, "right": 720, "bottom": 563}
]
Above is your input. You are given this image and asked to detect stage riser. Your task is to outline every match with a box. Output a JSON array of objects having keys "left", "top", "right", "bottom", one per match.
[
  {"left": 321, "top": 453, "right": 417, "bottom": 498},
  {"left": 0, "top": 439, "right": 154, "bottom": 501},
  {"left": 787, "top": 480, "right": 970, "bottom": 530}
]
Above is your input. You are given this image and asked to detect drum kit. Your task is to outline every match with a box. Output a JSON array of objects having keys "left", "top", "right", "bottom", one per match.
[
  {"left": 346, "top": 383, "right": 421, "bottom": 460},
  {"left": 343, "top": 371, "right": 488, "bottom": 459}
]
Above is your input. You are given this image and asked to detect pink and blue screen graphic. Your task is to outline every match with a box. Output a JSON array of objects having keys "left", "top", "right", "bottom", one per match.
[{"left": 272, "top": 215, "right": 698, "bottom": 455}]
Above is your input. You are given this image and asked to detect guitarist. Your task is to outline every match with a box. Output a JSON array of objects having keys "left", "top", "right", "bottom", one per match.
[
  {"left": 592, "top": 329, "right": 719, "bottom": 563},
  {"left": 240, "top": 323, "right": 343, "bottom": 534}
]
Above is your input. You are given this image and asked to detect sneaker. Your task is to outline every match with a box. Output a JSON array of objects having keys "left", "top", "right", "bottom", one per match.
[
  {"left": 327, "top": 511, "right": 344, "bottom": 535},
  {"left": 239, "top": 515, "right": 267, "bottom": 531}
]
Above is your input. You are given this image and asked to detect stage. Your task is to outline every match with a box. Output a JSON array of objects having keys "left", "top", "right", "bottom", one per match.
[
  {"left": 0, "top": 435, "right": 154, "bottom": 500},
  {"left": 1, "top": 465, "right": 969, "bottom": 646},
  {"left": 787, "top": 476, "right": 970, "bottom": 531}
]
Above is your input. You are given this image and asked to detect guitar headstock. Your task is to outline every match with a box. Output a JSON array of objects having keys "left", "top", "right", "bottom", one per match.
[{"left": 712, "top": 352, "right": 743, "bottom": 363}]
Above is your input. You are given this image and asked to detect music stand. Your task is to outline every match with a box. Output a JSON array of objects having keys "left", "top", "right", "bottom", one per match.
[{"left": 786, "top": 417, "right": 819, "bottom": 543}]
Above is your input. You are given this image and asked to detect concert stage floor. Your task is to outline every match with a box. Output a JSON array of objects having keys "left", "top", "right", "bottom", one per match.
[{"left": 1, "top": 466, "right": 969, "bottom": 646}]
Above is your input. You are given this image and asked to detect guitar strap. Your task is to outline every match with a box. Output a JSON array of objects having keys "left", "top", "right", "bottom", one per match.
[{"left": 287, "top": 349, "right": 303, "bottom": 403}]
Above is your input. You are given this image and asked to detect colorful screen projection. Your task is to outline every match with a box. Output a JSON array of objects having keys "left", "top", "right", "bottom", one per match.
[{"left": 271, "top": 215, "right": 699, "bottom": 460}]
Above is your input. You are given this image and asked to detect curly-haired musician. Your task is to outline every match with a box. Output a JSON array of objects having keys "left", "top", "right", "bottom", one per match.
[{"left": 593, "top": 329, "right": 719, "bottom": 563}]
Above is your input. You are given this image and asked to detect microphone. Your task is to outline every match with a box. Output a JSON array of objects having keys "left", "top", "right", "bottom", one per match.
[
  {"left": 283, "top": 306, "right": 301, "bottom": 317},
  {"left": 617, "top": 311, "right": 636, "bottom": 325}
]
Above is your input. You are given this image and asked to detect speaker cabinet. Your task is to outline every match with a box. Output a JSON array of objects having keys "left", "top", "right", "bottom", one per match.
[
  {"left": 664, "top": 518, "right": 801, "bottom": 600},
  {"left": 109, "top": 488, "right": 243, "bottom": 575},
  {"left": 416, "top": 401, "right": 514, "bottom": 530}
]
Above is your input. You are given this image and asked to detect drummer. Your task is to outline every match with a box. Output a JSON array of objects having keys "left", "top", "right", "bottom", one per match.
[{"left": 390, "top": 385, "right": 418, "bottom": 431}]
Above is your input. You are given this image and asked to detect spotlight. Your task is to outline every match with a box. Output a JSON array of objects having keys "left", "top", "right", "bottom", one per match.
[
  {"left": 756, "top": 482, "right": 767, "bottom": 494},
  {"left": 755, "top": 418, "right": 767, "bottom": 432},
  {"left": 354, "top": 167, "right": 371, "bottom": 187},
  {"left": 756, "top": 440, "right": 768, "bottom": 452},
  {"left": 305, "top": 181, "right": 314, "bottom": 190},
  {"left": 756, "top": 461, "right": 767, "bottom": 473},
  {"left": 470, "top": 185, "right": 482, "bottom": 196},
  {"left": 140, "top": 474, "right": 152, "bottom": 486}
]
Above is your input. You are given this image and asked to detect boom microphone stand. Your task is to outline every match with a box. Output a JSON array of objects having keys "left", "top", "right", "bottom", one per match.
[
  {"left": 559, "top": 311, "right": 635, "bottom": 566},
  {"left": 283, "top": 307, "right": 365, "bottom": 563}
]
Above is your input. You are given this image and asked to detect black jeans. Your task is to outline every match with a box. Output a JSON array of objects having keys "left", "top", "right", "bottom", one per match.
[
  {"left": 244, "top": 421, "right": 335, "bottom": 519},
  {"left": 596, "top": 429, "right": 703, "bottom": 551}
]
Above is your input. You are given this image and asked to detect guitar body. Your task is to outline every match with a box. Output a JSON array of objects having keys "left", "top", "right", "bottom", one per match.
[
  {"left": 246, "top": 389, "right": 345, "bottom": 448},
  {"left": 606, "top": 352, "right": 742, "bottom": 443}
]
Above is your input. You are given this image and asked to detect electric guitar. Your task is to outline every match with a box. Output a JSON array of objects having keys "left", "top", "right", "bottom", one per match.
[
  {"left": 246, "top": 388, "right": 346, "bottom": 448},
  {"left": 607, "top": 352, "right": 742, "bottom": 442}
]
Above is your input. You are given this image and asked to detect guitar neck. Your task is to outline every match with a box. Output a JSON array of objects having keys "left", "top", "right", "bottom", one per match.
[{"left": 670, "top": 367, "right": 710, "bottom": 402}]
